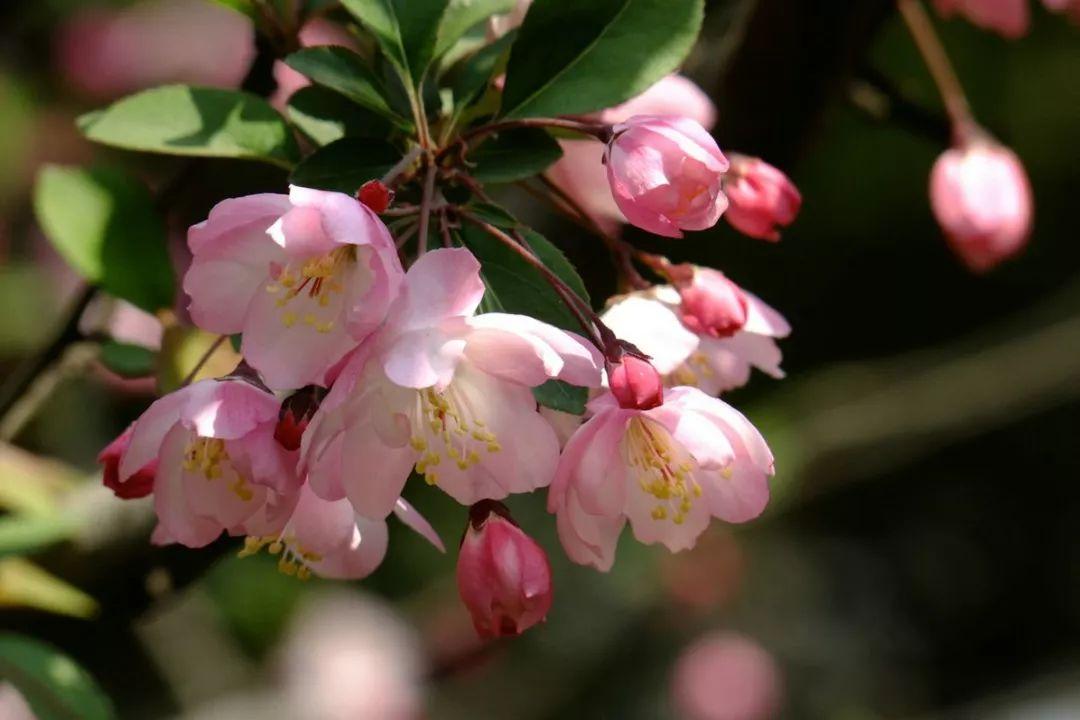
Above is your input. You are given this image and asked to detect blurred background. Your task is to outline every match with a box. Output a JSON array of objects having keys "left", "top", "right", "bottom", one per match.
[{"left": 0, "top": 0, "right": 1078, "bottom": 718}]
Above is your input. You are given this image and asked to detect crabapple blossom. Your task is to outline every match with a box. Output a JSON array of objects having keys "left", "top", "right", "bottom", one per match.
[
  {"left": 609, "top": 353, "right": 664, "bottom": 410},
  {"left": 932, "top": 0, "right": 1029, "bottom": 38},
  {"left": 184, "top": 185, "right": 404, "bottom": 389},
  {"left": 456, "top": 501, "right": 553, "bottom": 638},
  {"left": 929, "top": 138, "right": 1033, "bottom": 272},
  {"left": 99, "top": 425, "right": 155, "bottom": 499},
  {"left": 723, "top": 155, "right": 802, "bottom": 241},
  {"left": 302, "top": 248, "right": 603, "bottom": 517},
  {"left": 549, "top": 386, "right": 774, "bottom": 571},
  {"left": 606, "top": 115, "right": 729, "bottom": 238}
]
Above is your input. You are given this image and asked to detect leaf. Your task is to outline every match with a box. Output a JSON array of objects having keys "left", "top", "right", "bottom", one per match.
[
  {"left": 501, "top": 0, "right": 703, "bottom": 119},
  {"left": 0, "top": 444, "right": 80, "bottom": 518},
  {"left": 283, "top": 47, "right": 406, "bottom": 124},
  {"left": 0, "top": 559, "right": 98, "bottom": 619},
  {"left": 0, "top": 516, "right": 73, "bottom": 559},
  {"left": 450, "top": 30, "right": 515, "bottom": 108},
  {"left": 0, "top": 633, "right": 115, "bottom": 719},
  {"left": 290, "top": 137, "right": 401, "bottom": 194},
  {"left": 209, "top": 0, "right": 256, "bottom": 18},
  {"left": 286, "top": 86, "right": 394, "bottom": 146},
  {"left": 33, "top": 166, "right": 174, "bottom": 313},
  {"left": 98, "top": 341, "right": 156, "bottom": 379},
  {"left": 434, "top": 0, "right": 515, "bottom": 59},
  {"left": 532, "top": 378, "right": 587, "bottom": 415},
  {"left": 470, "top": 127, "right": 562, "bottom": 183},
  {"left": 341, "top": 0, "right": 451, "bottom": 85},
  {"left": 157, "top": 326, "right": 241, "bottom": 393},
  {"left": 78, "top": 85, "right": 299, "bottom": 168}
]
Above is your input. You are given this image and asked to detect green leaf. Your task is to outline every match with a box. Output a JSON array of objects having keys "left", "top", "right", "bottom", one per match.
[
  {"left": 209, "top": 0, "right": 256, "bottom": 18},
  {"left": 0, "top": 633, "right": 115, "bottom": 719},
  {"left": 0, "top": 559, "right": 98, "bottom": 619},
  {"left": 290, "top": 137, "right": 400, "bottom": 194},
  {"left": 434, "top": 0, "right": 515, "bottom": 59},
  {"left": 532, "top": 378, "right": 587, "bottom": 415},
  {"left": 283, "top": 47, "right": 406, "bottom": 124},
  {"left": 98, "top": 341, "right": 156, "bottom": 379},
  {"left": 342, "top": 0, "right": 451, "bottom": 85},
  {"left": 450, "top": 30, "right": 515, "bottom": 109},
  {"left": 78, "top": 85, "right": 299, "bottom": 168},
  {"left": 0, "top": 516, "right": 73, "bottom": 559},
  {"left": 501, "top": 0, "right": 704, "bottom": 119},
  {"left": 287, "top": 86, "right": 394, "bottom": 146},
  {"left": 33, "top": 166, "right": 174, "bottom": 313},
  {"left": 470, "top": 127, "right": 562, "bottom": 183}
]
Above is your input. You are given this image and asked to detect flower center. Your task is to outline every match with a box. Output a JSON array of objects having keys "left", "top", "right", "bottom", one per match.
[
  {"left": 182, "top": 436, "right": 253, "bottom": 501},
  {"left": 264, "top": 246, "right": 355, "bottom": 333},
  {"left": 669, "top": 352, "right": 715, "bottom": 387},
  {"left": 239, "top": 534, "right": 320, "bottom": 581},
  {"left": 623, "top": 417, "right": 700, "bottom": 525},
  {"left": 409, "top": 385, "right": 501, "bottom": 486}
]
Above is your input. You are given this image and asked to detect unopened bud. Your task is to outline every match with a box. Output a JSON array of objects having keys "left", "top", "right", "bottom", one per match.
[
  {"left": 675, "top": 267, "right": 749, "bottom": 338},
  {"left": 356, "top": 179, "right": 394, "bottom": 214},
  {"left": 609, "top": 354, "right": 664, "bottom": 410},
  {"left": 274, "top": 385, "right": 326, "bottom": 451},
  {"left": 723, "top": 155, "right": 802, "bottom": 242}
]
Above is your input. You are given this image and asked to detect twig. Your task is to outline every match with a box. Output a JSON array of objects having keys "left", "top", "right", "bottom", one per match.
[
  {"left": 438, "top": 209, "right": 454, "bottom": 248},
  {"left": 897, "top": 0, "right": 974, "bottom": 136},
  {"left": 381, "top": 147, "right": 424, "bottom": 188},
  {"left": 179, "top": 335, "right": 228, "bottom": 388},
  {"left": 416, "top": 157, "right": 438, "bottom": 256},
  {"left": 438, "top": 118, "right": 611, "bottom": 163}
]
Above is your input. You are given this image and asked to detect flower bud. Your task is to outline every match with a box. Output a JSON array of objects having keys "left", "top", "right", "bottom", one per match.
[
  {"left": 609, "top": 355, "right": 664, "bottom": 410},
  {"left": 357, "top": 179, "right": 394, "bottom": 214},
  {"left": 98, "top": 426, "right": 155, "bottom": 499},
  {"left": 723, "top": 156, "right": 802, "bottom": 241},
  {"left": 605, "top": 115, "right": 729, "bottom": 238},
  {"left": 456, "top": 501, "right": 553, "bottom": 638},
  {"left": 274, "top": 385, "right": 326, "bottom": 451},
  {"left": 675, "top": 267, "right": 749, "bottom": 338},
  {"left": 932, "top": 0, "right": 1029, "bottom": 38},
  {"left": 929, "top": 138, "right": 1032, "bottom": 272}
]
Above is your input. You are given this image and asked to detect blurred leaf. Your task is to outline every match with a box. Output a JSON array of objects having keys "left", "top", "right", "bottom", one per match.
[
  {"left": 284, "top": 47, "right": 406, "bottom": 124},
  {"left": 0, "top": 516, "right": 73, "bottom": 559},
  {"left": 78, "top": 86, "right": 299, "bottom": 168},
  {"left": 98, "top": 342, "right": 156, "bottom": 379},
  {"left": 471, "top": 127, "right": 562, "bottom": 183},
  {"left": 434, "top": 0, "right": 514, "bottom": 58},
  {"left": 290, "top": 137, "right": 400, "bottom": 194},
  {"left": 501, "top": 0, "right": 703, "bottom": 119},
  {"left": 33, "top": 166, "right": 174, "bottom": 313},
  {"left": 0, "top": 445, "right": 80, "bottom": 517},
  {"left": 450, "top": 30, "right": 515, "bottom": 109},
  {"left": 0, "top": 633, "right": 115, "bottom": 719},
  {"left": 0, "top": 265, "right": 52, "bottom": 356},
  {"left": 209, "top": 0, "right": 256, "bottom": 18},
  {"left": 157, "top": 326, "right": 241, "bottom": 393},
  {"left": 533, "top": 378, "right": 587, "bottom": 414},
  {"left": 342, "top": 0, "right": 451, "bottom": 85},
  {"left": 0, "top": 559, "right": 97, "bottom": 619},
  {"left": 286, "top": 86, "right": 394, "bottom": 146},
  {"left": 203, "top": 554, "right": 305, "bottom": 658}
]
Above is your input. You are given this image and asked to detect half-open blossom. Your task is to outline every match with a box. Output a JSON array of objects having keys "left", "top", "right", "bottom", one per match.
[
  {"left": 457, "top": 500, "right": 553, "bottom": 638},
  {"left": 118, "top": 378, "right": 298, "bottom": 548},
  {"left": 723, "top": 156, "right": 802, "bottom": 241},
  {"left": 932, "top": 0, "right": 1029, "bottom": 38},
  {"left": 303, "top": 248, "right": 602, "bottom": 517},
  {"left": 601, "top": 278, "right": 790, "bottom": 396},
  {"left": 549, "top": 387, "right": 774, "bottom": 571},
  {"left": 929, "top": 139, "right": 1033, "bottom": 272},
  {"left": 99, "top": 425, "right": 155, "bottom": 499},
  {"left": 184, "top": 185, "right": 404, "bottom": 389},
  {"left": 606, "top": 115, "right": 729, "bottom": 238}
]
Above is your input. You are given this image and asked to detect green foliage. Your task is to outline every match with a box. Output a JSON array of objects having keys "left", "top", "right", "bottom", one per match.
[
  {"left": 341, "top": 0, "right": 451, "bottom": 86},
  {"left": 284, "top": 47, "right": 407, "bottom": 125},
  {"left": 501, "top": 0, "right": 704, "bottom": 118},
  {"left": 434, "top": 0, "right": 515, "bottom": 59},
  {"left": 0, "top": 516, "right": 72, "bottom": 559},
  {"left": 0, "top": 558, "right": 97, "bottom": 618},
  {"left": 78, "top": 85, "right": 299, "bottom": 168},
  {"left": 450, "top": 30, "right": 516, "bottom": 110},
  {"left": 287, "top": 86, "right": 393, "bottom": 146},
  {"left": 289, "top": 137, "right": 401, "bottom": 194},
  {"left": 98, "top": 341, "right": 156, "bottom": 379},
  {"left": 33, "top": 166, "right": 174, "bottom": 313},
  {"left": 0, "top": 634, "right": 115, "bottom": 720},
  {"left": 470, "top": 127, "right": 563, "bottom": 183}
]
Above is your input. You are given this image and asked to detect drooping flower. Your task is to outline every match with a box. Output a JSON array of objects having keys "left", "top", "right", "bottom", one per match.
[
  {"left": 99, "top": 425, "right": 155, "bottom": 499},
  {"left": 549, "top": 384, "right": 774, "bottom": 571},
  {"left": 456, "top": 500, "right": 553, "bottom": 638},
  {"left": 929, "top": 138, "right": 1033, "bottom": 272},
  {"left": 932, "top": 0, "right": 1029, "bottom": 38},
  {"left": 601, "top": 272, "right": 790, "bottom": 395},
  {"left": 723, "top": 155, "right": 802, "bottom": 242},
  {"left": 303, "top": 248, "right": 603, "bottom": 517},
  {"left": 118, "top": 377, "right": 298, "bottom": 548},
  {"left": 605, "top": 115, "right": 729, "bottom": 238},
  {"left": 184, "top": 186, "right": 404, "bottom": 389}
]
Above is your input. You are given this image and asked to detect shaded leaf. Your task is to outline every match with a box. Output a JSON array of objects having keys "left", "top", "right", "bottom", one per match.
[
  {"left": 342, "top": 0, "right": 451, "bottom": 85},
  {"left": 450, "top": 30, "right": 515, "bottom": 109},
  {"left": 98, "top": 341, "right": 156, "bottom": 379},
  {"left": 290, "top": 137, "right": 400, "bottom": 194},
  {"left": 0, "top": 633, "right": 115, "bottom": 719},
  {"left": 471, "top": 127, "right": 562, "bottom": 183},
  {"left": 283, "top": 47, "right": 405, "bottom": 124},
  {"left": 434, "top": 0, "right": 515, "bottom": 58},
  {"left": 287, "top": 86, "right": 393, "bottom": 146},
  {"left": 532, "top": 378, "right": 587, "bottom": 415},
  {"left": 0, "top": 516, "right": 73, "bottom": 559},
  {"left": 0, "top": 444, "right": 80, "bottom": 518}
]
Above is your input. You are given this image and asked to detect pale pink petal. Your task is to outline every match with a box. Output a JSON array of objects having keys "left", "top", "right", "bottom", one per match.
[
  {"left": 464, "top": 314, "right": 603, "bottom": 387},
  {"left": 600, "top": 294, "right": 699, "bottom": 374},
  {"left": 555, "top": 489, "right": 624, "bottom": 572},
  {"left": 339, "top": 418, "right": 416, "bottom": 519},
  {"left": 153, "top": 424, "right": 224, "bottom": 547},
  {"left": 601, "top": 75, "right": 717, "bottom": 129},
  {"left": 741, "top": 291, "right": 791, "bottom": 338},
  {"left": 382, "top": 322, "right": 469, "bottom": 390},
  {"left": 708, "top": 333, "right": 784, "bottom": 380},
  {"left": 188, "top": 193, "right": 291, "bottom": 255},
  {"left": 646, "top": 398, "right": 736, "bottom": 471},
  {"left": 700, "top": 463, "right": 770, "bottom": 523},
  {"left": 390, "top": 248, "right": 484, "bottom": 331},
  {"left": 624, "top": 478, "right": 710, "bottom": 552},
  {"left": 312, "top": 516, "right": 389, "bottom": 579},
  {"left": 181, "top": 379, "right": 279, "bottom": 440},
  {"left": 268, "top": 205, "right": 337, "bottom": 259},
  {"left": 119, "top": 387, "right": 188, "bottom": 480},
  {"left": 394, "top": 498, "right": 445, "bottom": 552},
  {"left": 566, "top": 409, "right": 630, "bottom": 516}
]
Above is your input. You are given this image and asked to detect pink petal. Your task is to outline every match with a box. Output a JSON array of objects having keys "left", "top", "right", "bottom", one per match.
[
  {"left": 119, "top": 386, "right": 188, "bottom": 480},
  {"left": 390, "top": 248, "right": 485, "bottom": 331},
  {"left": 464, "top": 314, "right": 603, "bottom": 388},
  {"left": 181, "top": 379, "right": 280, "bottom": 440},
  {"left": 741, "top": 291, "right": 791, "bottom": 338},
  {"left": 394, "top": 498, "right": 445, "bottom": 552},
  {"left": 153, "top": 424, "right": 224, "bottom": 548},
  {"left": 600, "top": 294, "right": 699, "bottom": 375}
]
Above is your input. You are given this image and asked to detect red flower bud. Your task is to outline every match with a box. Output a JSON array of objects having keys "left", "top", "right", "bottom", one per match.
[
  {"left": 456, "top": 501, "right": 553, "bottom": 639},
  {"left": 98, "top": 426, "right": 155, "bottom": 499},
  {"left": 723, "top": 155, "right": 802, "bottom": 242},
  {"left": 609, "top": 355, "right": 664, "bottom": 410},
  {"left": 356, "top": 179, "right": 393, "bottom": 214},
  {"left": 274, "top": 385, "right": 326, "bottom": 451},
  {"left": 676, "top": 267, "right": 749, "bottom": 338}
]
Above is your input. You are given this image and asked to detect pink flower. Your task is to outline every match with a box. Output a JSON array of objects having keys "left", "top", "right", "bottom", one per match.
[
  {"left": 723, "top": 156, "right": 802, "bottom": 241},
  {"left": 671, "top": 632, "right": 783, "bottom": 720},
  {"left": 302, "top": 248, "right": 603, "bottom": 516},
  {"left": 601, "top": 278, "right": 790, "bottom": 396},
  {"left": 184, "top": 186, "right": 404, "bottom": 389},
  {"left": 456, "top": 501, "right": 553, "bottom": 638},
  {"left": 547, "top": 74, "right": 717, "bottom": 235},
  {"left": 270, "top": 17, "right": 360, "bottom": 110},
  {"left": 118, "top": 378, "right": 298, "bottom": 548},
  {"left": 99, "top": 425, "right": 155, "bottom": 499},
  {"left": 549, "top": 387, "right": 774, "bottom": 571},
  {"left": 606, "top": 115, "right": 729, "bottom": 238},
  {"left": 932, "top": 0, "right": 1029, "bottom": 37},
  {"left": 929, "top": 139, "right": 1033, "bottom": 272},
  {"left": 609, "top": 354, "right": 664, "bottom": 410}
]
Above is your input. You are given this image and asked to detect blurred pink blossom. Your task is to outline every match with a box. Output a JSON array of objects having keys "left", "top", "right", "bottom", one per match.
[
  {"left": 1043, "top": 0, "right": 1080, "bottom": 21},
  {"left": 271, "top": 18, "right": 360, "bottom": 110},
  {"left": 671, "top": 632, "right": 782, "bottom": 720},
  {"left": 932, "top": 0, "right": 1029, "bottom": 38},
  {"left": 0, "top": 683, "right": 37, "bottom": 720}
]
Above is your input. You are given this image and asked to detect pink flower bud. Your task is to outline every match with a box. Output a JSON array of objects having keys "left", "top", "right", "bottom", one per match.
[
  {"left": 98, "top": 426, "right": 155, "bottom": 499},
  {"left": 605, "top": 115, "right": 729, "bottom": 238},
  {"left": 929, "top": 139, "right": 1033, "bottom": 273},
  {"left": 456, "top": 501, "right": 553, "bottom": 638},
  {"left": 932, "top": 0, "right": 1029, "bottom": 38},
  {"left": 676, "top": 267, "right": 749, "bottom": 338},
  {"left": 723, "top": 156, "right": 802, "bottom": 241},
  {"left": 609, "top": 355, "right": 664, "bottom": 410},
  {"left": 356, "top": 180, "right": 393, "bottom": 214}
]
